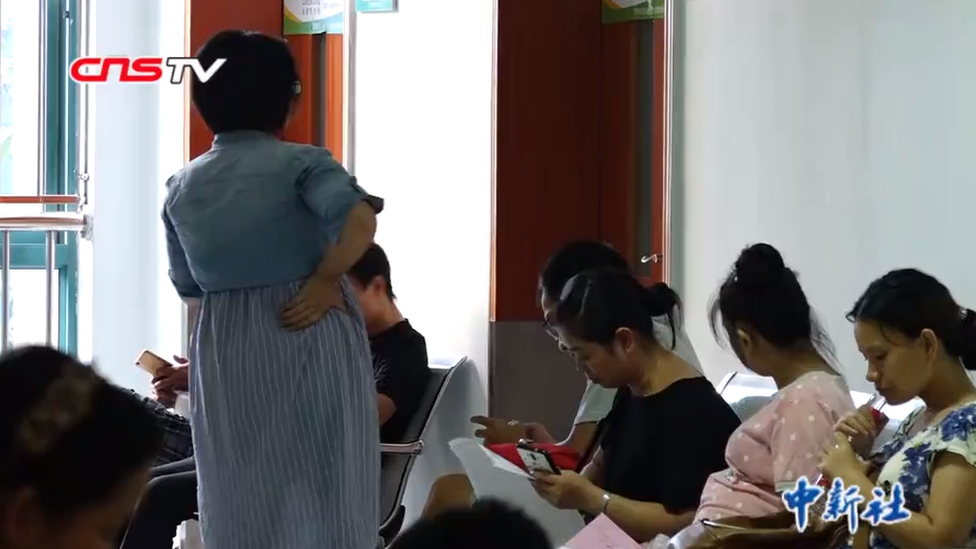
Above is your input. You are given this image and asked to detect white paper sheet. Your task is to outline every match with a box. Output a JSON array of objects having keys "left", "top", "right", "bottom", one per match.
[
  {"left": 563, "top": 514, "right": 641, "bottom": 549},
  {"left": 449, "top": 437, "right": 532, "bottom": 478},
  {"left": 449, "top": 438, "right": 586, "bottom": 547}
]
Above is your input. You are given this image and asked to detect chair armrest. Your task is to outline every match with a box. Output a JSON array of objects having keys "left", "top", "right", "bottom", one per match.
[{"left": 381, "top": 441, "right": 424, "bottom": 455}]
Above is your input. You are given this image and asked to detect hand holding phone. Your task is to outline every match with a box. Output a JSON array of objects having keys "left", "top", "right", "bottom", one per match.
[
  {"left": 135, "top": 350, "right": 172, "bottom": 378},
  {"left": 516, "top": 440, "right": 561, "bottom": 475}
]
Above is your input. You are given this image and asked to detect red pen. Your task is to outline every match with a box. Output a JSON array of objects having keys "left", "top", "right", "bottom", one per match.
[
  {"left": 864, "top": 392, "right": 887, "bottom": 421},
  {"left": 815, "top": 393, "right": 887, "bottom": 487}
]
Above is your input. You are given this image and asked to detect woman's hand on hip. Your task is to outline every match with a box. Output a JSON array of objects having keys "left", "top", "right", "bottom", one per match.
[{"left": 280, "top": 275, "right": 346, "bottom": 331}]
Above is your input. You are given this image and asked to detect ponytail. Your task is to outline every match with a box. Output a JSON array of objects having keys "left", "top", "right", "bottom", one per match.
[
  {"left": 642, "top": 282, "right": 680, "bottom": 318},
  {"left": 953, "top": 308, "right": 976, "bottom": 371},
  {"left": 555, "top": 270, "right": 682, "bottom": 349},
  {"left": 642, "top": 282, "right": 680, "bottom": 350}
]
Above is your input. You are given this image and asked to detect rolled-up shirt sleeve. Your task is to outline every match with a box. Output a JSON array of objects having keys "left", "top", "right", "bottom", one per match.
[
  {"left": 298, "top": 148, "right": 383, "bottom": 230},
  {"left": 162, "top": 206, "right": 203, "bottom": 299}
]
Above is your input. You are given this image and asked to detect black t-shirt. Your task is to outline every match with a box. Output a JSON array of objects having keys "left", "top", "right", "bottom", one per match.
[
  {"left": 599, "top": 377, "right": 741, "bottom": 513},
  {"left": 372, "top": 320, "right": 431, "bottom": 443}
]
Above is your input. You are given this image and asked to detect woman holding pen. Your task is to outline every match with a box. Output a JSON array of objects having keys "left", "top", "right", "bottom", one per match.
[{"left": 823, "top": 268, "right": 976, "bottom": 549}]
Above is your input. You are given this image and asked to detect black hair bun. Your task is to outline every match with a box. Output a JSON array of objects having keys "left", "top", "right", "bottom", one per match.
[
  {"left": 642, "top": 282, "right": 680, "bottom": 318},
  {"left": 734, "top": 243, "right": 787, "bottom": 289}
]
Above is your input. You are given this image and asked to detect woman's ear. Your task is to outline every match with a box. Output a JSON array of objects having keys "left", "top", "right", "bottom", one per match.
[
  {"left": 918, "top": 328, "right": 940, "bottom": 363},
  {"left": 367, "top": 275, "right": 386, "bottom": 296},
  {"left": 735, "top": 327, "right": 753, "bottom": 356},
  {"left": 613, "top": 327, "right": 637, "bottom": 355}
]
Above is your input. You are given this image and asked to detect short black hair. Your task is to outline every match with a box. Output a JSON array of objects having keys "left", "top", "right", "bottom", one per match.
[
  {"left": 709, "top": 243, "right": 834, "bottom": 361},
  {"left": 539, "top": 240, "right": 630, "bottom": 299},
  {"left": 849, "top": 268, "right": 976, "bottom": 370},
  {"left": 348, "top": 242, "right": 395, "bottom": 299},
  {"left": 192, "top": 29, "right": 299, "bottom": 134},
  {"left": 0, "top": 346, "right": 162, "bottom": 516},
  {"left": 389, "top": 500, "right": 550, "bottom": 549}
]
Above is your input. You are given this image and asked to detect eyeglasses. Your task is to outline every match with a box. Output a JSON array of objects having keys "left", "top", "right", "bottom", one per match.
[{"left": 542, "top": 317, "right": 560, "bottom": 341}]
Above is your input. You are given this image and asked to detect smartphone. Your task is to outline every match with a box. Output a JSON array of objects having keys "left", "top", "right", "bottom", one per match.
[
  {"left": 135, "top": 350, "right": 172, "bottom": 377},
  {"left": 515, "top": 440, "right": 561, "bottom": 475}
]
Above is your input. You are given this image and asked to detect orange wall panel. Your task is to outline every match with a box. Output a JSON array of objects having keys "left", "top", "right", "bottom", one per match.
[
  {"left": 324, "top": 34, "right": 344, "bottom": 160},
  {"left": 493, "top": 0, "right": 603, "bottom": 321},
  {"left": 186, "top": 0, "right": 283, "bottom": 160},
  {"left": 186, "top": 2, "right": 341, "bottom": 157},
  {"left": 284, "top": 34, "right": 342, "bottom": 153},
  {"left": 283, "top": 36, "right": 316, "bottom": 145},
  {"left": 493, "top": 1, "right": 646, "bottom": 321},
  {"left": 597, "top": 23, "right": 638, "bottom": 265}
]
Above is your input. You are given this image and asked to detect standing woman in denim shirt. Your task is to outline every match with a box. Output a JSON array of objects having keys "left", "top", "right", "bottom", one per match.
[{"left": 162, "top": 30, "right": 382, "bottom": 549}]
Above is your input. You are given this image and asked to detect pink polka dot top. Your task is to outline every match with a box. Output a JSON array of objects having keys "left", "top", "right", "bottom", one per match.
[{"left": 695, "top": 371, "right": 855, "bottom": 521}]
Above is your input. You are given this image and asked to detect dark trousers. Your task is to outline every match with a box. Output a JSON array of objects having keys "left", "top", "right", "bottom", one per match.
[{"left": 119, "top": 456, "right": 198, "bottom": 549}]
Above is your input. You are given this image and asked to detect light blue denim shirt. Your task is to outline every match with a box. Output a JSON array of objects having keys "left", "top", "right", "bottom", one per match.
[{"left": 162, "top": 131, "right": 378, "bottom": 298}]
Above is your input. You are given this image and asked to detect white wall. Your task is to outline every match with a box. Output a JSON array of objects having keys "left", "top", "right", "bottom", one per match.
[
  {"left": 78, "top": 0, "right": 494, "bottom": 396},
  {"left": 352, "top": 0, "right": 494, "bottom": 387},
  {"left": 672, "top": 0, "right": 976, "bottom": 392},
  {"left": 78, "top": 0, "right": 185, "bottom": 391},
  {"left": 353, "top": 2, "right": 494, "bottom": 526}
]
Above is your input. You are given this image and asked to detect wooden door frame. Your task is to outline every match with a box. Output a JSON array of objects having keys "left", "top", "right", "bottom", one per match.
[
  {"left": 650, "top": 17, "right": 668, "bottom": 284},
  {"left": 610, "top": 17, "right": 668, "bottom": 287},
  {"left": 283, "top": 33, "right": 345, "bottom": 155}
]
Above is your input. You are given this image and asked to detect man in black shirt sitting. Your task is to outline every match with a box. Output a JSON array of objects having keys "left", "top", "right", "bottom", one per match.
[
  {"left": 119, "top": 242, "right": 431, "bottom": 549},
  {"left": 348, "top": 242, "right": 433, "bottom": 443}
]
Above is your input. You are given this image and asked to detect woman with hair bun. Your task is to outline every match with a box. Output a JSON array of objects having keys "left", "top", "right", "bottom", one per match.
[
  {"left": 531, "top": 269, "right": 740, "bottom": 543},
  {"left": 0, "top": 346, "right": 162, "bottom": 549},
  {"left": 822, "top": 268, "right": 976, "bottom": 549},
  {"left": 691, "top": 243, "right": 855, "bottom": 522},
  {"left": 420, "top": 240, "right": 706, "bottom": 521}
]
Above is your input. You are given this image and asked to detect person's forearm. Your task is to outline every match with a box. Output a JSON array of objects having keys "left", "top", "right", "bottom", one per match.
[
  {"left": 560, "top": 422, "right": 597, "bottom": 455},
  {"left": 314, "top": 201, "right": 377, "bottom": 280},
  {"left": 837, "top": 470, "right": 946, "bottom": 549},
  {"left": 581, "top": 460, "right": 604, "bottom": 488},
  {"left": 580, "top": 489, "right": 693, "bottom": 542}
]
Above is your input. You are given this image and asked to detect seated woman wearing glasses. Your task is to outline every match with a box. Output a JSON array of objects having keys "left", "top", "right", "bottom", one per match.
[
  {"left": 531, "top": 269, "right": 740, "bottom": 543},
  {"left": 421, "top": 241, "right": 704, "bottom": 519}
]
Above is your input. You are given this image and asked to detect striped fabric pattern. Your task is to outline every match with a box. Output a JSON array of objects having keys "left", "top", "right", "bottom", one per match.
[{"left": 190, "top": 278, "right": 380, "bottom": 549}]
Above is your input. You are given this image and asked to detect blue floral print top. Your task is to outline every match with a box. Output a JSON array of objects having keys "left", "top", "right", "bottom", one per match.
[{"left": 843, "top": 402, "right": 976, "bottom": 549}]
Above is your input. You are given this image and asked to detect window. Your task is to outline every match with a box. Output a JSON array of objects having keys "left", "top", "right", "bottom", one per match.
[{"left": 0, "top": 0, "right": 79, "bottom": 352}]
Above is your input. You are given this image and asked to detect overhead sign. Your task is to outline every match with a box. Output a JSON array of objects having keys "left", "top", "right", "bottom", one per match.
[
  {"left": 284, "top": 0, "right": 344, "bottom": 35},
  {"left": 356, "top": 0, "right": 397, "bottom": 12},
  {"left": 602, "top": 0, "right": 664, "bottom": 24}
]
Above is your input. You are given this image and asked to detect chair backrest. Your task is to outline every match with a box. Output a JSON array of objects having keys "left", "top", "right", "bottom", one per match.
[
  {"left": 379, "top": 357, "right": 462, "bottom": 527},
  {"left": 717, "top": 371, "right": 923, "bottom": 451}
]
